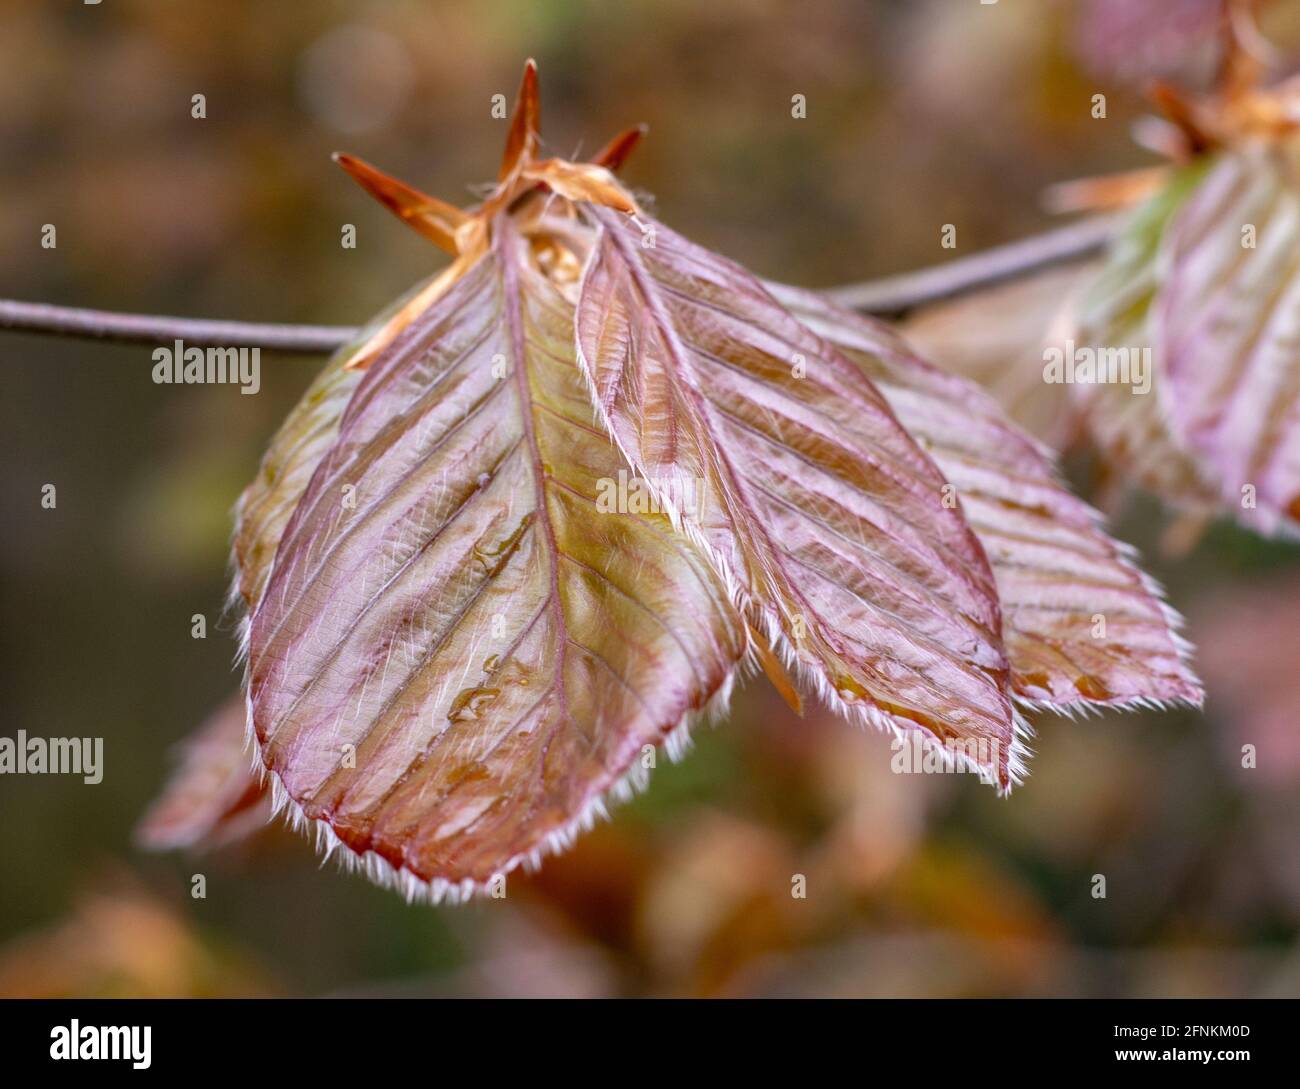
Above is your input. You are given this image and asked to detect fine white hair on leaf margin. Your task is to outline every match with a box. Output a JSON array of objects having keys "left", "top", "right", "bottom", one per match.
[
  {"left": 1003, "top": 542, "right": 1204, "bottom": 718},
  {"left": 237, "top": 667, "right": 739, "bottom": 906},
  {"left": 229, "top": 506, "right": 747, "bottom": 904},
  {"left": 752, "top": 596, "right": 1034, "bottom": 793},
  {"left": 1070, "top": 482, "right": 1204, "bottom": 708}
]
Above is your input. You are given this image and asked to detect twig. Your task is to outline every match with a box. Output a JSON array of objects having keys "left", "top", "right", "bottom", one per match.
[
  {"left": 0, "top": 214, "right": 1120, "bottom": 353},
  {"left": 823, "top": 213, "right": 1119, "bottom": 314},
  {"left": 0, "top": 299, "right": 354, "bottom": 354}
]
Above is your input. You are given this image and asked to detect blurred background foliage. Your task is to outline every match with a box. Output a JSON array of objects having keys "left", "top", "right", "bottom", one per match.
[{"left": 2, "top": 0, "right": 1299, "bottom": 997}]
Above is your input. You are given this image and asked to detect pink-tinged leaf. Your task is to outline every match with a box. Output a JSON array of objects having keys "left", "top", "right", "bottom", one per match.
[
  {"left": 1074, "top": 310, "right": 1218, "bottom": 515},
  {"left": 772, "top": 283, "right": 1204, "bottom": 713},
  {"left": 1158, "top": 139, "right": 1300, "bottom": 533},
  {"left": 898, "top": 262, "right": 1095, "bottom": 449},
  {"left": 135, "top": 695, "right": 270, "bottom": 852},
  {"left": 575, "top": 208, "right": 1020, "bottom": 789},
  {"left": 247, "top": 217, "right": 745, "bottom": 900},
  {"left": 1075, "top": 163, "right": 1222, "bottom": 514}
]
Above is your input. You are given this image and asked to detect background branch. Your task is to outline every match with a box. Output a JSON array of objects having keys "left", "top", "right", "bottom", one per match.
[
  {"left": 0, "top": 214, "right": 1118, "bottom": 354},
  {"left": 823, "top": 213, "right": 1118, "bottom": 314}
]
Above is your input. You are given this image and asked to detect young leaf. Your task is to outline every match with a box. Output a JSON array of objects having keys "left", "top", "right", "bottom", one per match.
[
  {"left": 774, "top": 284, "right": 1203, "bottom": 712},
  {"left": 576, "top": 207, "right": 1020, "bottom": 787},
  {"left": 246, "top": 217, "right": 745, "bottom": 900},
  {"left": 135, "top": 695, "right": 270, "bottom": 852},
  {"left": 1157, "top": 138, "right": 1300, "bottom": 533},
  {"left": 1075, "top": 162, "right": 1221, "bottom": 513}
]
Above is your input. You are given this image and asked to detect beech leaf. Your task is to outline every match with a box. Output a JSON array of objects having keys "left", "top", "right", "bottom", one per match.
[
  {"left": 245, "top": 217, "right": 745, "bottom": 900},
  {"left": 135, "top": 695, "right": 270, "bottom": 852},
  {"left": 1157, "top": 138, "right": 1300, "bottom": 532},
  {"left": 1075, "top": 162, "right": 1221, "bottom": 513},
  {"left": 774, "top": 285, "right": 1203, "bottom": 712},
  {"left": 576, "top": 207, "right": 1021, "bottom": 788}
]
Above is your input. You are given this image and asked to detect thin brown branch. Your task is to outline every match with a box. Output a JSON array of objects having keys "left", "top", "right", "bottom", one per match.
[
  {"left": 823, "top": 213, "right": 1119, "bottom": 314},
  {"left": 0, "top": 299, "right": 354, "bottom": 354},
  {"left": 0, "top": 215, "right": 1120, "bottom": 352}
]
